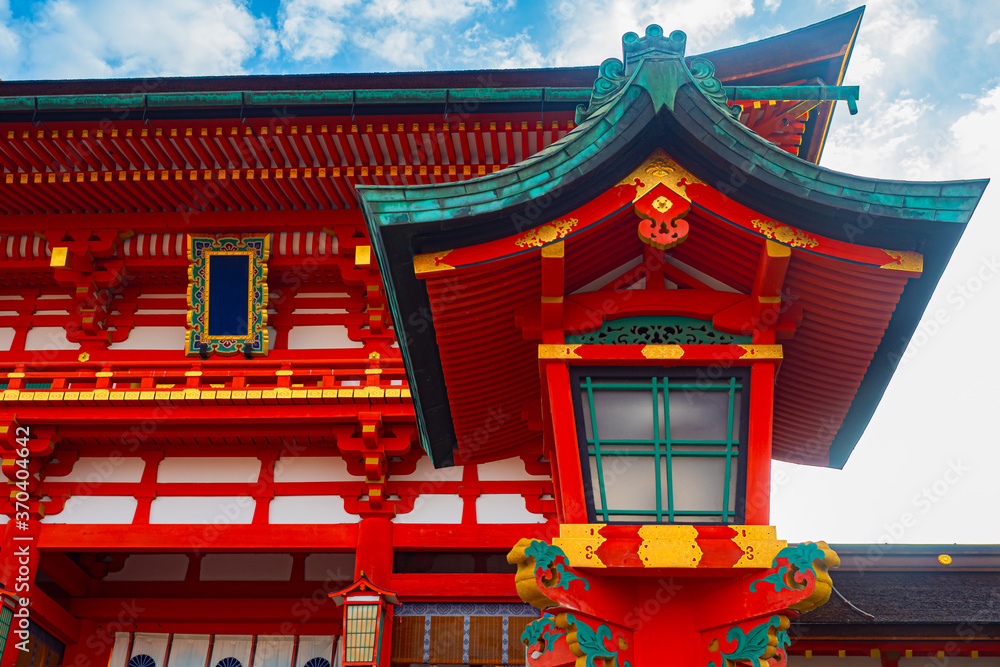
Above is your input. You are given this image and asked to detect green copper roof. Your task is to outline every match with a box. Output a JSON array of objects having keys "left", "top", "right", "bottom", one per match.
[
  {"left": 361, "top": 26, "right": 982, "bottom": 232},
  {"left": 359, "top": 23, "right": 988, "bottom": 470}
]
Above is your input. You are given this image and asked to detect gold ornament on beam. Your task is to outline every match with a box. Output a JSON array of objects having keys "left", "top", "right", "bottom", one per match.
[
  {"left": 515, "top": 218, "right": 580, "bottom": 249},
  {"left": 751, "top": 219, "right": 819, "bottom": 249}
]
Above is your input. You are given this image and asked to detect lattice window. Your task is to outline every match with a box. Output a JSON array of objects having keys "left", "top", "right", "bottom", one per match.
[
  {"left": 573, "top": 367, "right": 749, "bottom": 524},
  {"left": 128, "top": 655, "right": 157, "bottom": 667},
  {"left": 0, "top": 604, "right": 12, "bottom": 663},
  {"left": 344, "top": 604, "right": 380, "bottom": 664}
]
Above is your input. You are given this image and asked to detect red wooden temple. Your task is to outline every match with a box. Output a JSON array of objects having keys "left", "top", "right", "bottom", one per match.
[{"left": 0, "top": 8, "right": 996, "bottom": 667}]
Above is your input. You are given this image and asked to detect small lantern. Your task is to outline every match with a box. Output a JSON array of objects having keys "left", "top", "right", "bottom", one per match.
[
  {"left": 329, "top": 574, "right": 400, "bottom": 667},
  {"left": 0, "top": 588, "right": 17, "bottom": 664}
]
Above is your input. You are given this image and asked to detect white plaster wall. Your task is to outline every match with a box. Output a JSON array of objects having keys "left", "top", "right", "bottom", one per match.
[
  {"left": 268, "top": 495, "right": 358, "bottom": 524},
  {"left": 157, "top": 457, "right": 261, "bottom": 483},
  {"left": 0, "top": 328, "right": 15, "bottom": 351},
  {"left": 104, "top": 554, "right": 189, "bottom": 581},
  {"left": 41, "top": 496, "right": 137, "bottom": 524},
  {"left": 393, "top": 494, "right": 463, "bottom": 524},
  {"left": 304, "top": 553, "right": 355, "bottom": 581},
  {"left": 47, "top": 456, "right": 146, "bottom": 483},
  {"left": 149, "top": 496, "right": 255, "bottom": 524},
  {"left": 477, "top": 458, "right": 550, "bottom": 481},
  {"left": 273, "top": 456, "right": 357, "bottom": 482},
  {"left": 200, "top": 554, "right": 293, "bottom": 581},
  {"left": 477, "top": 494, "right": 544, "bottom": 524},
  {"left": 288, "top": 325, "right": 363, "bottom": 349},
  {"left": 25, "top": 326, "right": 75, "bottom": 351},
  {"left": 112, "top": 326, "right": 187, "bottom": 350},
  {"left": 392, "top": 456, "right": 463, "bottom": 481}
]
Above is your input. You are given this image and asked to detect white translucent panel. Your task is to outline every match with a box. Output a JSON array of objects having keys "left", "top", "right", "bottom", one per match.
[
  {"left": 0, "top": 328, "right": 15, "bottom": 351},
  {"left": 668, "top": 387, "right": 740, "bottom": 441},
  {"left": 149, "top": 496, "right": 255, "bottom": 524},
  {"left": 253, "top": 637, "right": 294, "bottom": 667},
  {"left": 157, "top": 457, "right": 261, "bottom": 483},
  {"left": 209, "top": 636, "right": 252, "bottom": 667},
  {"left": 665, "top": 455, "right": 737, "bottom": 514},
  {"left": 200, "top": 554, "right": 294, "bottom": 581},
  {"left": 46, "top": 456, "right": 146, "bottom": 483},
  {"left": 296, "top": 637, "right": 336, "bottom": 667},
  {"left": 304, "top": 553, "right": 356, "bottom": 581},
  {"left": 131, "top": 633, "right": 169, "bottom": 667},
  {"left": 104, "top": 554, "right": 189, "bottom": 581},
  {"left": 393, "top": 494, "right": 463, "bottom": 523},
  {"left": 25, "top": 326, "right": 76, "bottom": 351},
  {"left": 477, "top": 458, "right": 548, "bottom": 480},
  {"left": 591, "top": 389, "right": 654, "bottom": 440},
  {"left": 477, "top": 494, "right": 545, "bottom": 523},
  {"left": 41, "top": 496, "right": 137, "bottom": 524},
  {"left": 288, "top": 325, "right": 363, "bottom": 349},
  {"left": 167, "top": 635, "right": 211, "bottom": 667},
  {"left": 269, "top": 496, "right": 359, "bottom": 524},
  {"left": 590, "top": 447, "right": 657, "bottom": 513},
  {"left": 109, "top": 633, "right": 132, "bottom": 667},
  {"left": 390, "top": 455, "right": 464, "bottom": 481},
  {"left": 113, "top": 327, "right": 186, "bottom": 350},
  {"left": 273, "top": 456, "right": 356, "bottom": 482}
]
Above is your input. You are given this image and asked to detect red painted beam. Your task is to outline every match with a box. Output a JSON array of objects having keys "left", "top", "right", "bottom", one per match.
[
  {"left": 390, "top": 574, "right": 517, "bottom": 601},
  {"left": 39, "top": 551, "right": 94, "bottom": 598},
  {"left": 0, "top": 208, "right": 364, "bottom": 235},
  {"left": 39, "top": 524, "right": 359, "bottom": 552},
  {"left": 30, "top": 586, "right": 81, "bottom": 644},
  {"left": 38, "top": 523, "right": 546, "bottom": 552},
  {"left": 69, "top": 597, "right": 341, "bottom": 622}
]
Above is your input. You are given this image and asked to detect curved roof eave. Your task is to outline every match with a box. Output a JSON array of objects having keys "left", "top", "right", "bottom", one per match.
[{"left": 361, "top": 26, "right": 988, "bottom": 469}]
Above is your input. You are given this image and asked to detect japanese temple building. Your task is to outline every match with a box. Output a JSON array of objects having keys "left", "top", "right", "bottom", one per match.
[{"left": 0, "top": 7, "right": 997, "bottom": 667}]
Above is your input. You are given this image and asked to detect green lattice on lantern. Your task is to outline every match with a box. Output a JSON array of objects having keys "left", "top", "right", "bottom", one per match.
[
  {"left": 0, "top": 594, "right": 14, "bottom": 664},
  {"left": 575, "top": 368, "right": 748, "bottom": 524},
  {"left": 566, "top": 316, "right": 749, "bottom": 346},
  {"left": 186, "top": 234, "right": 270, "bottom": 357}
]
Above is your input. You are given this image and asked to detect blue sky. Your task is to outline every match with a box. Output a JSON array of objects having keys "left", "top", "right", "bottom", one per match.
[{"left": 2, "top": 0, "right": 1000, "bottom": 545}]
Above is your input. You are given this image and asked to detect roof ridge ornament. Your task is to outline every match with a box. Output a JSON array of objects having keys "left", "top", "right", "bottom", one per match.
[{"left": 576, "top": 24, "right": 741, "bottom": 125}]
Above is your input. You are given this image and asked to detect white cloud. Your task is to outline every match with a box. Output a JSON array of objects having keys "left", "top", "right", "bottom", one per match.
[
  {"left": 546, "top": 0, "right": 756, "bottom": 67},
  {"left": 0, "top": 0, "right": 20, "bottom": 75},
  {"left": 456, "top": 24, "right": 545, "bottom": 69},
  {"left": 763, "top": 0, "right": 780, "bottom": 11},
  {"left": 360, "top": 0, "right": 492, "bottom": 24},
  {"left": 277, "top": 0, "right": 515, "bottom": 68},
  {"left": 8, "top": 0, "right": 275, "bottom": 80},
  {"left": 278, "top": 0, "right": 358, "bottom": 62},
  {"left": 988, "top": 28, "right": 1000, "bottom": 45}
]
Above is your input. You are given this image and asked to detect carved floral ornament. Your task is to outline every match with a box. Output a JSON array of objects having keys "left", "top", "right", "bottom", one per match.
[{"left": 507, "top": 535, "right": 839, "bottom": 667}]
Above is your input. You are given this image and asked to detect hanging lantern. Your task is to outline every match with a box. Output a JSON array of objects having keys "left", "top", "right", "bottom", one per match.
[{"left": 329, "top": 574, "right": 400, "bottom": 667}]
